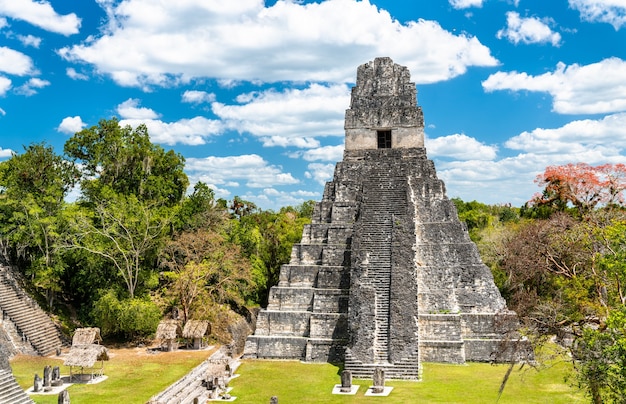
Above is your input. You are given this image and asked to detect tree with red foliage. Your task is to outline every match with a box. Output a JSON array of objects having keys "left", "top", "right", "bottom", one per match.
[{"left": 532, "top": 163, "right": 626, "bottom": 215}]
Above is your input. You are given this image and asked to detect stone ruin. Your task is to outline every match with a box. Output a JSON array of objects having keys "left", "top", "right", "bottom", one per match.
[{"left": 244, "top": 57, "right": 527, "bottom": 379}]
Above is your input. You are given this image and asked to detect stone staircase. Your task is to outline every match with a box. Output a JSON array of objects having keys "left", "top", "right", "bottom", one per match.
[
  {"left": 148, "top": 348, "right": 237, "bottom": 404},
  {"left": 0, "top": 368, "right": 34, "bottom": 404},
  {"left": 0, "top": 267, "right": 66, "bottom": 357},
  {"left": 344, "top": 350, "right": 420, "bottom": 380},
  {"left": 344, "top": 155, "right": 421, "bottom": 378}
]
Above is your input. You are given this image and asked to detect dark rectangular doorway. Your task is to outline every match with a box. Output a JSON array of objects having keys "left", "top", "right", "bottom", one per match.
[{"left": 377, "top": 130, "right": 392, "bottom": 148}]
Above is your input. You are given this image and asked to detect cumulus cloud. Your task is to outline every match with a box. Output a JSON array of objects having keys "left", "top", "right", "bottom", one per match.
[
  {"left": 505, "top": 112, "right": 626, "bottom": 154},
  {"left": 449, "top": 0, "right": 484, "bottom": 9},
  {"left": 57, "top": 116, "right": 86, "bottom": 134},
  {"left": 497, "top": 12, "right": 561, "bottom": 46},
  {"left": 244, "top": 187, "right": 322, "bottom": 209},
  {"left": 0, "top": 147, "right": 13, "bottom": 158},
  {"left": 17, "top": 34, "right": 41, "bottom": 48},
  {"left": 182, "top": 90, "right": 216, "bottom": 104},
  {"left": 120, "top": 116, "right": 223, "bottom": 146},
  {"left": 14, "top": 77, "right": 49, "bottom": 96},
  {"left": 0, "top": 76, "right": 11, "bottom": 95},
  {"left": 212, "top": 83, "right": 349, "bottom": 148},
  {"left": 0, "top": 0, "right": 81, "bottom": 35},
  {"left": 0, "top": 47, "right": 35, "bottom": 75},
  {"left": 569, "top": 0, "right": 626, "bottom": 30},
  {"left": 117, "top": 98, "right": 159, "bottom": 119},
  {"left": 426, "top": 133, "right": 498, "bottom": 160},
  {"left": 305, "top": 163, "right": 335, "bottom": 185},
  {"left": 186, "top": 154, "right": 299, "bottom": 192},
  {"left": 58, "top": 0, "right": 497, "bottom": 88},
  {"left": 115, "top": 98, "right": 223, "bottom": 145},
  {"left": 434, "top": 113, "right": 626, "bottom": 205},
  {"left": 66, "top": 67, "right": 89, "bottom": 80},
  {"left": 296, "top": 144, "right": 345, "bottom": 162},
  {"left": 482, "top": 57, "right": 626, "bottom": 114}
]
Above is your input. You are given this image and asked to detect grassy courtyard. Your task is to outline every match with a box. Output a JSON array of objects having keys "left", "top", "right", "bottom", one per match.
[
  {"left": 11, "top": 347, "right": 585, "bottom": 404},
  {"left": 11, "top": 347, "right": 214, "bottom": 404}
]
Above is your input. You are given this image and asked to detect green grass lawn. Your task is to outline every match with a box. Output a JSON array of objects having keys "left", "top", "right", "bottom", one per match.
[
  {"left": 10, "top": 348, "right": 214, "bottom": 404},
  {"left": 11, "top": 348, "right": 585, "bottom": 403},
  {"left": 229, "top": 359, "right": 585, "bottom": 404}
]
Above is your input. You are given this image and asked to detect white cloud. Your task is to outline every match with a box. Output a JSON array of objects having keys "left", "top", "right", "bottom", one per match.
[
  {"left": 482, "top": 58, "right": 626, "bottom": 114},
  {"left": 496, "top": 12, "right": 561, "bottom": 46},
  {"left": 0, "top": 107, "right": 5, "bottom": 116},
  {"left": 17, "top": 34, "right": 41, "bottom": 48},
  {"left": 66, "top": 67, "right": 89, "bottom": 80},
  {"left": 426, "top": 133, "right": 498, "bottom": 160},
  {"left": 186, "top": 154, "right": 299, "bottom": 191},
  {"left": 120, "top": 116, "right": 223, "bottom": 146},
  {"left": 0, "top": 76, "right": 11, "bottom": 95},
  {"left": 449, "top": 0, "right": 484, "bottom": 9},
  {"left": 505, "top": 112, "right": 626, "bottom": 153},
  {"left": 182, "top": 90, "right": 216, "bottom": 104},
  {"left": 0, "top": 47, "right": 35, "bottom": 75},
  {"left": 0, "top": 147, "right": 13, "bottom": 158},
  {"left": 569, "top": 0, "right": 626, "bottom": 29},
  {"left": 298, "top": 144, "right": 345, "bottom": 162},
  {"left": 435, "top": 113, "right": 626, "bottom": 205},
  {"left": 57, "top": 116, "right": 86, "bottom": 134},
  {"left": 115, "top": 98, "right": 223, "bottom": 145},
  {"left": 14, "top": 77, "right": 49, "bottom": 96},
  {"left": 0, "top": 0, "right": 81, "bottom": 35},
  {"left": 59, "top": 0, "right": 497, "bottom": 88},
  {"left": 212, "top": 83, "right": 349, "bottom": 148},
  {"left": 305, "top": 162, "right": 335, "bottom": 185},
  {"left": 117, "top": 98, "right": 159, "bottom": 119}
]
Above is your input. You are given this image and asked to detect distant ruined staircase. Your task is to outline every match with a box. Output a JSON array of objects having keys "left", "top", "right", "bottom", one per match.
[{"left": 0, "top": 265, "right": 66, "bottom": 357}]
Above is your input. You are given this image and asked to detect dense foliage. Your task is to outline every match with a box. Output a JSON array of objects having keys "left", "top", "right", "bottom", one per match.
[
  {"left": 0, "top": 119, "right": 311, "bottom": 342},
  {"left": 460, "top": 163, "right": 626, "bottom": 404}
]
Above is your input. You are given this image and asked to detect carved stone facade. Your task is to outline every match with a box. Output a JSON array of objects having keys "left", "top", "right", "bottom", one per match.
[{"left": 244, "top": 57, "right": 524, "bottom": 379}]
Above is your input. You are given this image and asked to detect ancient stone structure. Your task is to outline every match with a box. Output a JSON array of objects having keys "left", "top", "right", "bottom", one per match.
[{"left": 244, "top": 57, "right": 524, "bottom": 379}]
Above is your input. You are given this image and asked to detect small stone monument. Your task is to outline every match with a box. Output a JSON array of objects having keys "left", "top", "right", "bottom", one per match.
[
  {"left": 270, "top": 396, "right": 278, "bottom": 404},
  {"left": 51, "top": 366, "right": 63, "bottom": 386},
  {"left": 33, "top": 374, "right": 42, "bottom": 392},
  {"left": 372, "top": 368, "right": 385, "bottom": 394},
  {"left": 340, "top": 370, "right": 352, "bottom": 393},
  {"left": 58, "top": 390, "right": 70, "bottom": 404},
  {"left": 225, "top": 363, "right": 232, "bottom": 378},
  {"left": 43, "top": 365, "right": 52, "bottom": 387}
]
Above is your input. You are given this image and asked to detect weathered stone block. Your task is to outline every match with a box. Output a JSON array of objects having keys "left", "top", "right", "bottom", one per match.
[
  {"left": 267, "top": 287, "right": 313, "bottom": 311},
  {"left": 278, "top": 265, "right": 318, "bottom": 287}
]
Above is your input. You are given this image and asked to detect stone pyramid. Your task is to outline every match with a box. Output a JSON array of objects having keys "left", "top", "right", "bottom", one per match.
[{"left": 244, "top": 57, "right": 523, "bottom": 380}]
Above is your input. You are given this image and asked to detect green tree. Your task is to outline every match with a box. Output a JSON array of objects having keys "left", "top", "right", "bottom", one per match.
[
  {"left": 572, "top": 307, "right": 626, "bottom": 404},
  {"left": 64, "top": 118, "right": 188, "bottom": 206},
  {"left": 229, "top": 205, "right": 310, "bottom": 305},
  {"left": 159, "top": 228, "right": 253, "bottom": 323},
  {"left": 0, "top": 143, "right": 78, "bottom": 308},
  {"left": 174, "top": 182, "right": 226, "bottom": 232},
  {"left": 92, "top": 289, "right": 161, "bottom": 339},
  {"left": 67, "top": 194, "right": 173, "bottom": 298}
]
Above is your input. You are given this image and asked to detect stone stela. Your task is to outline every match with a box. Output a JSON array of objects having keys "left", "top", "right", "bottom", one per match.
[{"left": 244, "top": 57, "right": 526, "bottom": 380}]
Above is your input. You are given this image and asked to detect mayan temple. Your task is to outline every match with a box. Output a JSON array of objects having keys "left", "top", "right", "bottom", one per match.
[{"left": 243, "top": 57, "right": 523, "bottom": 379}]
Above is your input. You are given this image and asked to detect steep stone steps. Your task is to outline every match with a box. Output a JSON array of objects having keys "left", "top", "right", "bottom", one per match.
[
  {"left": 0, "top": 270, "right": 65, "bottom": 357},
  {"left": 0, "top": 368, "right": 34, "bottom": 404}
]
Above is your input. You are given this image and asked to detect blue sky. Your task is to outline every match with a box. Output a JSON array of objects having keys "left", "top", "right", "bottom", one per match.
[{"left": 1, "top": 0, "right": 625, "bottom": 210}]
